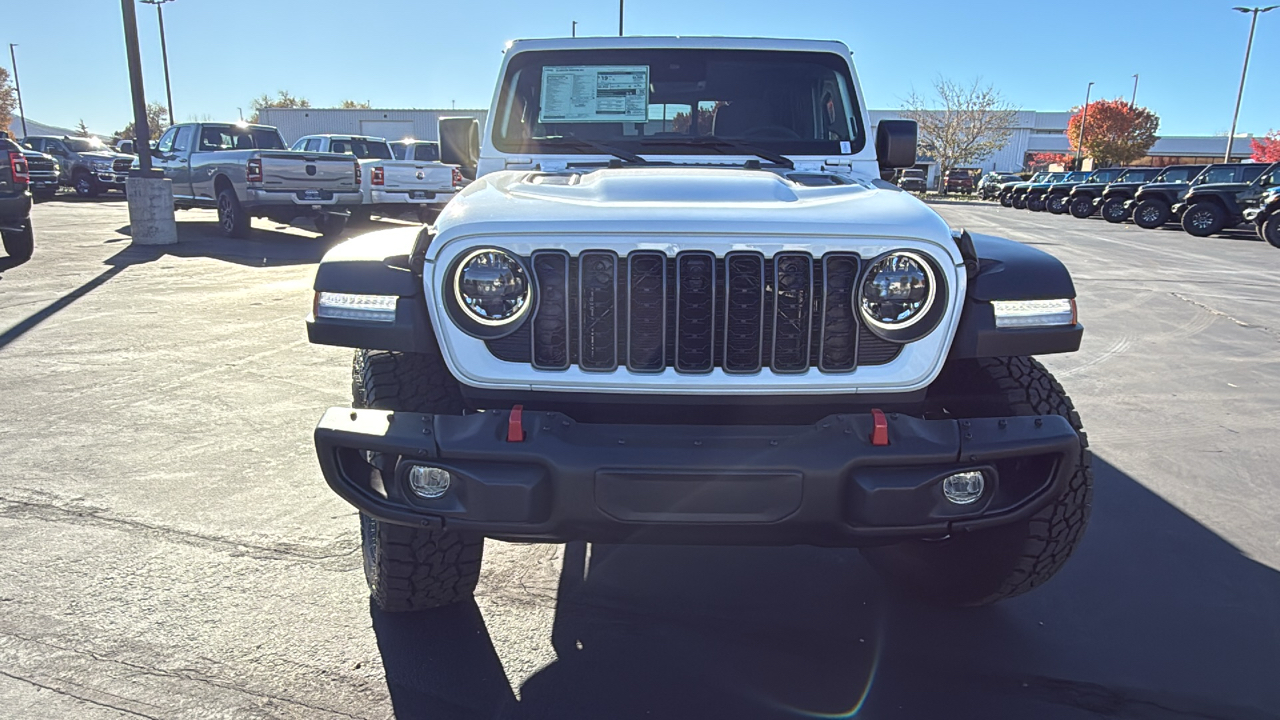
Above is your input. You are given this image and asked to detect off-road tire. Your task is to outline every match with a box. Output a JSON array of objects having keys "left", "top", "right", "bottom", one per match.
[
  {"left": 1012, "top": 194, "right": 1027, "bottom": 210},
  {"left": 1101, "top": 197, "right": 1129, "bottom": 223},
  {"left": 999, "top": 193, "right": 1013, "bottom": 208},
  {"left": 1046, "top": 194, "right": 1068, "bottom": 214},
  {"left": 1262, "top": 214, "right": 1280, "bottom": 248},
  {"left": 1069, "top": 196, "right": 1095, "bottom": 218},
  {"left": 73, "top": 170, "right": 99, "bottom": 198},
  {"left": 216, "top": 187, "right": 251, "bottom": 238},
  {"left": 861, "top": 356, "right": 1093, "bottom": 606},
  {"left": 352, "top": 349, "right": 483, "bottom": 612},
  {"left": 1026, "top": 195, "right": 1046, "bottom": 212},
  {"left": 1181, "top": 202, "right": 1225, "bottom": 237},
  {"left": 2, "top": 225, "right": 34, "bottom": 260},
  {"left": 1132, "top": 199, "right": 1170, "bottom": 229},
  {"left": 314, "top": 213, "right": 349, "bottom": 239}
]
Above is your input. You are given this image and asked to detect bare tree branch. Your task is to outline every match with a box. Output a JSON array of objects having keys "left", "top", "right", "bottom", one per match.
[{"left": 899, "top": 77, "right": 1018, "bottom": 192}]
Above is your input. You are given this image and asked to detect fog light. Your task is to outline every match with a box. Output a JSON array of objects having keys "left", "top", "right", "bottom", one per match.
[
  {"left": 408, "top": 466, "right": 452, "bottom": 499},
  {"left": 942, "top": 471, "right": 985, "bottom": 505}
]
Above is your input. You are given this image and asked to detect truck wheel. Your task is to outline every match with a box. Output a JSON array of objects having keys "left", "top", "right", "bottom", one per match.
[
  {"left": 2, "top": 225, "right": 34, "bottom": 261},
  {"left": 999, "top": 193, "right": 1013, "bottom": 208},
  {"left": 216, "top": 188, "right": 251, "bottom": 238},
  {"left": 352, "top": 349, "right": 484, "bottom": 612},
  {"left": 73, "top": 171, "right": 99, "bottom": 198},
  {"left": 314, "top": 213, "right": 349, "bottom": 238},
  {"left": 1012, "top": 195, "right": 1027, "bottom": 210},
  {"left": 348, "top": 208, "right": 372, "bottom": 226},
  {"left": 862, "top": 356, "right": 1093, "bottom": 606},
  {"left": 417, "top": 206, "right": 441, "bottom": 225},
  {"left": 1263, "top": 215, "right": 1280, "bottom": 248},
  {"left": 1069, "top": 197, "right": 1094, "bottom": 218},
  {"left": 1132, "top": 199, "right": 1170, "bottom": 229},
  {"left": 1181, "top": 202, "right": 1224, "bottom": 237},
  {"left": 1026, "top": 195, "right": 1045, "bottom": 212},
  {"left": 1101, "top": 198, "right": 1129, "bottom": 223},
  {"left": 1046, "top": 194, "right": 1068, "bottom": 214}
]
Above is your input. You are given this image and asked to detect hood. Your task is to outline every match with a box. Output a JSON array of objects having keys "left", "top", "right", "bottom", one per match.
[
  {"left": 1136, "top": 182, "right": 1189, "bottom": 193},
  {"left": 1186, "top": 182, "right": 1251, "bottom": 197},
  {"left": 21, "top": 149, "right": 54, "bottom": 160},
  {"left": 434, "top": 166, "right": 958, "bottom": 258},
  {"left": 1106, "top": 181, "right": 1146, "bottom": 190}
]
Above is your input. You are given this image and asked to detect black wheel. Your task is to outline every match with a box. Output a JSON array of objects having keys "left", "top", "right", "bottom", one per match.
[
  {"left": 313, "top": 213, "right": 349, "bottom": 238},
  {"left": 1263, "top": 214, "right": 1280, "bottom": 249},
  {"left": 353, "top": 349, "right": 484, "bottom": 612},
  {"left": 1046, "top": 194, "right": 1068, "bottom": 214},
  {"left": 1181, "top": 202, "right": 1224, "bottom": 237},
  {"left": 1012, "top": 194, "right": 1027, "bottom": 210},
  {"left": 1026, "top": 195, "right": 1046, "bottom": 212},
  {"left": 999, "top": 192, "right": 1013, "bottom": 208},
  {"left": 417, "top": 206, "right": 441, "bottom": 225},
  {"left": 348, "top": 207, "right": 372, "bottom": 226},
  {"left": 1132, "top": 199, "right": 1170, "bottom": 229},
  {"left": 73, "top": 171, "right": 99, "bottom": 198},
  {"left": 216, "top": 187, "right": 251, "bottom": 238},
  {"left": 862, "top": 357, "right": 1093, "bottom": 606},
  {"left": 1069, "top": 197, "right": 1094, "bottom": 218},
  {"left": 2, "top": 224, "right": 34, "bottom": 261},
  {"left": 1101, "top": 197, "right": 1130, "bottom": 223}
]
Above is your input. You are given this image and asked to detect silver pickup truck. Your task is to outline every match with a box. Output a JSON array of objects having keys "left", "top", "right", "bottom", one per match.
[{"left": 149, "top": 122, "right": 363, "bottom": 238}]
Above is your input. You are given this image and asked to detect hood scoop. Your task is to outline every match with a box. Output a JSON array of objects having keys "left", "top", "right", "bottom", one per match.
[{"left": 512, "top": 167, "right": 804, "bottom": 205}]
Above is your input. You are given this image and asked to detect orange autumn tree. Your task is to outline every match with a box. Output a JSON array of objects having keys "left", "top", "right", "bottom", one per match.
[
  {"left": 1066, "top": 98, "right": 1159, "bottom": 168},
  {"left": 1252, "top": 129, "right": 1280, "bottom": 163},
  {"left": 1028, "top": 152, "right": 1072, "bottom": 171}
]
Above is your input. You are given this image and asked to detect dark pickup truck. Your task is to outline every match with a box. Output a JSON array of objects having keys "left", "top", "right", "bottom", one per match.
[
  {"left": 1046, "top": 167, "right": 1122, "bottom": 216},
  {"left": 1245, "top": 186, "right": 1280, "bottom": 247},
  {"left": 1027, "top": 171, "right": 1089, "bottom": 212},
  {"left": 1176, "top": 162, "right": 1278, "bottom": 237},
  {"left": 1098, "top": 167, "right": 1166, "bottom": 223},
  {"left": 1, "top": 135, "right": 34, "bottom": 260},
  {"left": 1128, "top": 164, "right": 1209, "bottom": 228}
]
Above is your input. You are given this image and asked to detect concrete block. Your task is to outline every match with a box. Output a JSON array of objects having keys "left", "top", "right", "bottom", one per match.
[{"left": 126, "top": 176, "right": 178, "bottom": 245}]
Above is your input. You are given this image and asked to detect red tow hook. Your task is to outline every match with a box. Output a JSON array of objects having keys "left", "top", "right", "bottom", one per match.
[
  {"left": 870, "top": 408, "right": 889, "bottom": 446},
  {"left": 507, "top": 404, "right": 525, "bottom": 442}
]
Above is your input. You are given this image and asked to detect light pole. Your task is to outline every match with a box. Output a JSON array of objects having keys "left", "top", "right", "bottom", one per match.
[
  {"left": 1225, "top": 6, "right": 1276, "bottom": 162},
  {"left": 8, "top": 44, "right": 27, "bottom": 137},
  {"left": 1130, "top": 74, "right": 1139, "bottom": 108},
  {"left": 572, "top": 20, "right": 578, "bottom": 37},
  {"left": 1074, "top": 81, "right": 1094, "bottom": 171},
  {"left": 139, "top": 0, "right": 175, "bottom": 126},
  {"left": 619, "top": 0, "right": 624, "bottom": 36}
]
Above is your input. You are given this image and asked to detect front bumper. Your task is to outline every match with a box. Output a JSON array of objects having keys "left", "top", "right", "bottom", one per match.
[
  {"left": 94, "top": 170, "right": 128, "bottom": 186},
  {"left": 314, "top": 407, "right": 1080, "bottom": 546}
]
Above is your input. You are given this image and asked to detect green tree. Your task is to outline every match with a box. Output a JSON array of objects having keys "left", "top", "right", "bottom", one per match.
[
  {"left": 1066, "top": 99, "right": 1159, "bottom": 168},
  {"left": 0, "top": 67, "right": 16, "bottom": 137},
  {"left": 249, "top": 90, "right": 311, "bottom": 122},
  {"left": 338, "top": 99, "right": 371, "bottom": 109},
  {"left": 76, "top": 119, "right": 91, "bottom": 137},
  {"left": 114, "top": 101, "right": 171, "bottom": 144}
]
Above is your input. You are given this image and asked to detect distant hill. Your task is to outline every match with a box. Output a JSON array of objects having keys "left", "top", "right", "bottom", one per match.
[{"left": 7, "top": 116, "right": 107, "bottom": 141}]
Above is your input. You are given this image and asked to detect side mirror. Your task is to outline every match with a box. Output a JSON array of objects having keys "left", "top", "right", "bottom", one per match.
[
  {"left": 875, "top": 119, "right": 917, "bottom": 170},
  {"left": 439, "top": 117, "right": 479, "bottom": 181}
]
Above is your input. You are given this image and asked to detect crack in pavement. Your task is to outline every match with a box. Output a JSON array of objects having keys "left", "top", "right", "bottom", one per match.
[
  {"left": 1170, "top": 292, "right": 1280, "bottom": 341},
  {"left": 0, "top": 669, "right": 164, "bottom": 720}
]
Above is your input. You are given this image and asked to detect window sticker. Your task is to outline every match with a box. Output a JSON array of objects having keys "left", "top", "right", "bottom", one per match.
[{"left": 538, "top": 66, "right": 650, "bottom": 123}]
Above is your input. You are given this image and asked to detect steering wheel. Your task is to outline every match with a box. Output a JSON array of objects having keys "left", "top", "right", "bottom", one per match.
[{"left": 743, "top": 125, "right": 803, "bottom": 140}]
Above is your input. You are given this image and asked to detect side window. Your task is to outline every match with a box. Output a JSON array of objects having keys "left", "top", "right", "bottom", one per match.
[
  {"left": 330, "top": 141, "right": 350, "bottom": 155},
  {"left": 173, "top": 126, "right": 194, "bottom": 152},
  {"left": 22, "top": 139, "right": 41, "bottom": 152},
  {"left": 156, "top": 127, "right": 178, "bottom": 153},
  {"left": 291, "top": 138, "right": 308, "bottom": 151},
  {"left": 305, "top": 138, "right": 323, "bottom": 152},
  {"left": 1243, "top": 165, "right": 1267, "bottom": 183}
]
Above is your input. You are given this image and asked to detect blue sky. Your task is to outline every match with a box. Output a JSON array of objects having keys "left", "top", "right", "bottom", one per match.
[{"left": 6, "top": 0, "right": 1278, "bottom": 138}]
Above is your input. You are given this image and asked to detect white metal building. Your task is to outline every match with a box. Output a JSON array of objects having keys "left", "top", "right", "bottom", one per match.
[{"left": 257, "top": 108, "right": 489, "bottom": 145}]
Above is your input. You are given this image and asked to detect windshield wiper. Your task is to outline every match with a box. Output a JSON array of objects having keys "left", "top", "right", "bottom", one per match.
[
  {"left": 640, "top": 137, "right": 795, "bottom": 170},
  {"left": 536, "top": 136, "right": 648, "bottom": 165}
]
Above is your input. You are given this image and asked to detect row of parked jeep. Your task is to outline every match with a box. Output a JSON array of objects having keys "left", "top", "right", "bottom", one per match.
[{"left": 979, "top": 162, "right": 1280, "bottom": 246}]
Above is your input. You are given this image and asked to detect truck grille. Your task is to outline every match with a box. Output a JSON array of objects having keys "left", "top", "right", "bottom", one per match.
[
  {"left": 486, "top": 250, "right": 902, "bottom": 374},
  {"left": 26, "top": 157, "right": 56, "bottom": 174},
  {"left": 113, "top": 159, "right": 133, "bottom": 173}
]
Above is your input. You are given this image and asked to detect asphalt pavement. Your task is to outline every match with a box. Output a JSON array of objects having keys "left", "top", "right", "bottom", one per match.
[{"left": 0, "top": 194, "right": 1277, "bottom": 719}]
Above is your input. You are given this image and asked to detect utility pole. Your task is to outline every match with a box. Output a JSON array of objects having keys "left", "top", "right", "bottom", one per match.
[
  {"left": 619, "top": 0, "right": 624, "bottom": 36},
  {"left": 1130, "top": 74, "right": 1139, "bottom": 109},
  {"left": 121, "top": 0, "right": 153, "bottom": 173},
  {"left": 572, "top": 20, "right": 577, "bottom": 37},
  {"left": 140, "top": 0, "right": 176, "bottom": 126},
  {"left": 1225, "top": 5, "right": 1277, "bottom": 162},
  {"left": 1074, "top": 81, "right": 1094, "bottom": 171},
  {"left": 8, "top": 44, "right": 27, "bottom": 137}
]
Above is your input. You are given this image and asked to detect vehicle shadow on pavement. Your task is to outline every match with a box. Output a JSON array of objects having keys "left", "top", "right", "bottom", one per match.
[{"left": 371, "top": 456, "right": 1280, "bottom": 720}]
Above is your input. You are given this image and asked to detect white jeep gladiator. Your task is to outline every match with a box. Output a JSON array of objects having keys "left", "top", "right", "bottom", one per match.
[
  {"left": 307, "top": 37, "right": 1091, "bottom": 611},
  {"left": 293, "top": 134, "right": 460, "bottom": 224}
]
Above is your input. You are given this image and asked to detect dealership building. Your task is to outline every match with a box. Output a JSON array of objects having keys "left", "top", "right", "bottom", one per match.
[{"left": 259, "top": 107, "right": 1260, "bottom": 185}]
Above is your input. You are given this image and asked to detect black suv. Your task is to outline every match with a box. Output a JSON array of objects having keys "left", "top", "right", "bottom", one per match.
[
  {"left": 1176, "top": 162, "right": 1278, "bottom": 237},
  {"left": 895, "top": 167, "right": 927, "bottom": 192},
  {"left": 1098, "top": 167, "right": 1166, "bottom": 223},
  {"left": 1244, "top": 185, "right": 1280, "bottom": 247},
  {"left": 1027, "top": 171, "right": 1089, "bottom": 212},
  {"left": 1, "top": 135, "right": 35, "bottom": 260},
  {"left": 1127, "top": 164, "right": 1209, "bottom": 229},
  {"left": 1048, "top": 167, "right": 1122, "bottom": 216}
]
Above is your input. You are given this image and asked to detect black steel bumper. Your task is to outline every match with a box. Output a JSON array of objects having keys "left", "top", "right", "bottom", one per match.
[{"left": 314, "top": 408, "right": 1080, "bottom": 546}]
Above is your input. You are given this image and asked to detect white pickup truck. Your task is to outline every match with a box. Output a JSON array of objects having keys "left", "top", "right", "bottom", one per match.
[
  {"left": 150, "top": 122, "right": 362, "bottom": 238},
  {"left": 292, "top": 134, "right": 459, "bottom": 224}
]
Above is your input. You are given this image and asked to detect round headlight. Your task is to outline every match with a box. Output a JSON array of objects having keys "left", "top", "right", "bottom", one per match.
[
  {"left": 858, "top": 251, "right": 944, "bottom": 341},
  {"left": 451, "top": 248, "right": 532, "bottom": 329}
]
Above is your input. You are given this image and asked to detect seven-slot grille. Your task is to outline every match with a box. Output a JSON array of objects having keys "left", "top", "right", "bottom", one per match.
[{"left": 485, "top": 250, "right": 903, "bottom": 374}]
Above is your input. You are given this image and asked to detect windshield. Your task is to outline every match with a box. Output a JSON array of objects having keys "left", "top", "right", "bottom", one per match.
[
  {"left": 330, "top": 138, "right": 393, "bottom": 159},
  {"left": 196, "top": 125, "right": 286, "bottom": 151},
  {"left": 1063, "top": 172, "right": 1089, "bottom": 182},
  {"left": 493, "top": 48, "right": 863, "bottom": 157},
  {"left": 413, "top": 143, "right": 440, "bottom": 162},
  {"left": 1086, "top": 168, "right": 1122, "bottom": 183},
  {"left": 1152, "top": 165, "right": 1202, "bottom": 183},
  {"left": 1045, "top": 173, "right": 1069, "bottom": 182},
  {"left": 1114, "top": 168, "right": 1160, "bottom": 183},
  {"left": 65, "top": 137, "right": 110, "bottom": 153},
  {"left": 1195, "top": 166, "right": 1242, "bottom": 185}
]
